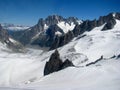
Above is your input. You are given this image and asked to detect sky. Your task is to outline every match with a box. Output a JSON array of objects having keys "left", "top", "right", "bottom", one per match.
[{"left": 0, "top": 0, "right": 120, "bottom": 26}]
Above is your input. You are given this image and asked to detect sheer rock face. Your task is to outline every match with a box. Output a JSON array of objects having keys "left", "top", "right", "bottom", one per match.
[
  {"left": 44, "top": 50, "right": 74, "bottom": 76},
  {"left": 72, "top": 24, "right": 80, "bottom": 37},
  {"left": 0, "top": 24, "right": 9, "bottom": 42},
  {"left": 61, "top": 59, "right": 74, "bottom": 69},
  {"left": 45, "top": 15, "right": 64, "bottom": 26},
  {"left": 44, "top": 50, "right": 63, "bottom": 75},
  {"left": 50, "top": 30, "right": 74, "bottom": 50},
  {"left": 102, "top": 19, "right": 116, "bottom": 30},
  {"left": 14, "top": 15, "right": 78, "bottom": 49},
  {"left": 31, "top": 24, "right": 64, "bottom": 47},
  {"left": 115, "top": 12, "right": 120, "bottom": 20},
  {"left": 31, "top": 17, "right": 76, "bottom": 49}
]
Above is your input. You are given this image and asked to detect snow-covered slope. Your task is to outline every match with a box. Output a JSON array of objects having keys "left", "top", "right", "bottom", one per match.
[
  {"left": 27, "top": 58, "right": 120, "bottom": 90},
  {"left": 0, "top": 46, "right": 45, "bottom": 86},
  {"left": 0, "top": 19, "right": 120, "bottom": 90},
  {"left": 0, "top": 48, "right": 120, "bottom": 90},
  {"left": 75, "top": 19, "right": 120, "bottom": 64}
]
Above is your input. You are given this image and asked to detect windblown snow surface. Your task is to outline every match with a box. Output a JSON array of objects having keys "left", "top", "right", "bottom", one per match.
[{"left": 0, "top": 19, "right": 120, "bottom": 90}]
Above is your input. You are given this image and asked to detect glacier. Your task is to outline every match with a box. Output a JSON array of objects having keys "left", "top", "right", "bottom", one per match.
[{"left": 0, "top": 19, "right": 120, "bottom": 90}]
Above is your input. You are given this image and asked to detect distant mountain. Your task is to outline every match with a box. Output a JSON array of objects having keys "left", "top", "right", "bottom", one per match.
[
  {"left": 1, "top": 23, "right": 30, "bottom": 31},
  {"left": 11, "top": 15, "right": 82, "bottom": 48}
]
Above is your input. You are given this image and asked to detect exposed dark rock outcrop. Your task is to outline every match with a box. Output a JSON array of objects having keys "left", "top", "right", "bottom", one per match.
[
  {"left": 72, "top": 24, "right": 81, "bottom": 37},
  {"left": 0, "top": 24, "right": 9, "bottom": 43},
  {"left": 73, "top": 12, "right": 120, "bottom": 37},
  {"left": 66, "top": 17, "right": 80, "bottom": 25},
  {"left": 61, "top": 59, "right": 74, "bottom": 69},
  {"left": 115, "top": 12, "right": 120, "bottom": 20},
  {"left": 45, "top": 15, "right": 64, "bottom": 26},
  {"left": 102, "top": 19, "right": 116, "bottom": 30},
  {"left": 110, "top": 55, "right": 116, "bottom": 59},
  {"left": 44, "top": 50, "right": 74, "bottom": 76},
  {"left": 49, "top": 35, "right": 60, "bottom": 50},
  {"left": 86, "top": 56, "right": 103, "bottom": 66},
  {"left": 44, "top": 50, "right": 63, "bottom": 75},
  {"left": 117, "top": 54, "right": 120, "bottom": 59},
  {"left": 49, "top": 30, "right": 74, "bottom": 50},
  {"left": 31, "top": 24, "right": 64, "bottom": 47}
]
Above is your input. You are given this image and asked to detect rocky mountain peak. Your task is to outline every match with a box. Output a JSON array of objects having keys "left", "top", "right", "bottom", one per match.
[
  {"left": 45, "top": 15, "right": 64, "bottom": 25},
  {"left": 115, "top": 12, "right": 120, "bottom": 19},
  {"left": 98, "top": 12, "right": 120, "bottom": 25},
  {"left": 0, "top": 24, "right": 9, "bottom": 42},
  {"left": 106, "top": 12, "right": 120, "bottom": 19},
  {"left": 38, "top": 18, "right": 45, "bottom": 26},
  {"left": 36, "top": 15, "right": 64, "bottom": 32},
  {"left": 44, "top": 50, "right": 74, "bottom": 75},
  {"left": 66, "top": 17, "right": 79, "bottom": 24},
  {"left": 37, "top": 15, "right": 80, "bottom": 27}
]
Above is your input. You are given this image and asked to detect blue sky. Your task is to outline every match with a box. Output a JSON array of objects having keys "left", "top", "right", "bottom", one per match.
[{"left": 0, "top": 0, "right": 120, "bottom": 25}]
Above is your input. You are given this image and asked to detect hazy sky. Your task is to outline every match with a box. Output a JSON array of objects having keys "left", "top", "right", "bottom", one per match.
[{"left": 0, "top": 0, "right": 120, "bottom": 25}]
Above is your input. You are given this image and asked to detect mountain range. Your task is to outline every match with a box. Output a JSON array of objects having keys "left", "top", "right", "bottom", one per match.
[{"left": 4, "top": 12, "right": 119, "bottom": 49}]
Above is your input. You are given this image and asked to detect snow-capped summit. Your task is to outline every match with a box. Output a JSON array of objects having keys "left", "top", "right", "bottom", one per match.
[{"left": 13, "top": 15, "right": 82, "bottom": 48}]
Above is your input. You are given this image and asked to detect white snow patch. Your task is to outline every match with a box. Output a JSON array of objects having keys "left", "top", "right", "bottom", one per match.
[
  {"left": 9, "top": 38, "right": 17, "bottom": 43},
  {"left": 55, "top": 31, "right": 62, "bottom": 36},
  {"left": 44, "top": 24, "right": 49, "bottom": 30},
  {"left": 31, "top": 32, "right": 41, "bottom": 40},
  {"left": 57, "top": 21, "right": 75, "bottom": 33},
  {"left": 113, "top": 13, "right": 116, "bottom": 17},
  {"left": 77, "top": 20, "right": 83, "bottom": 25}
]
